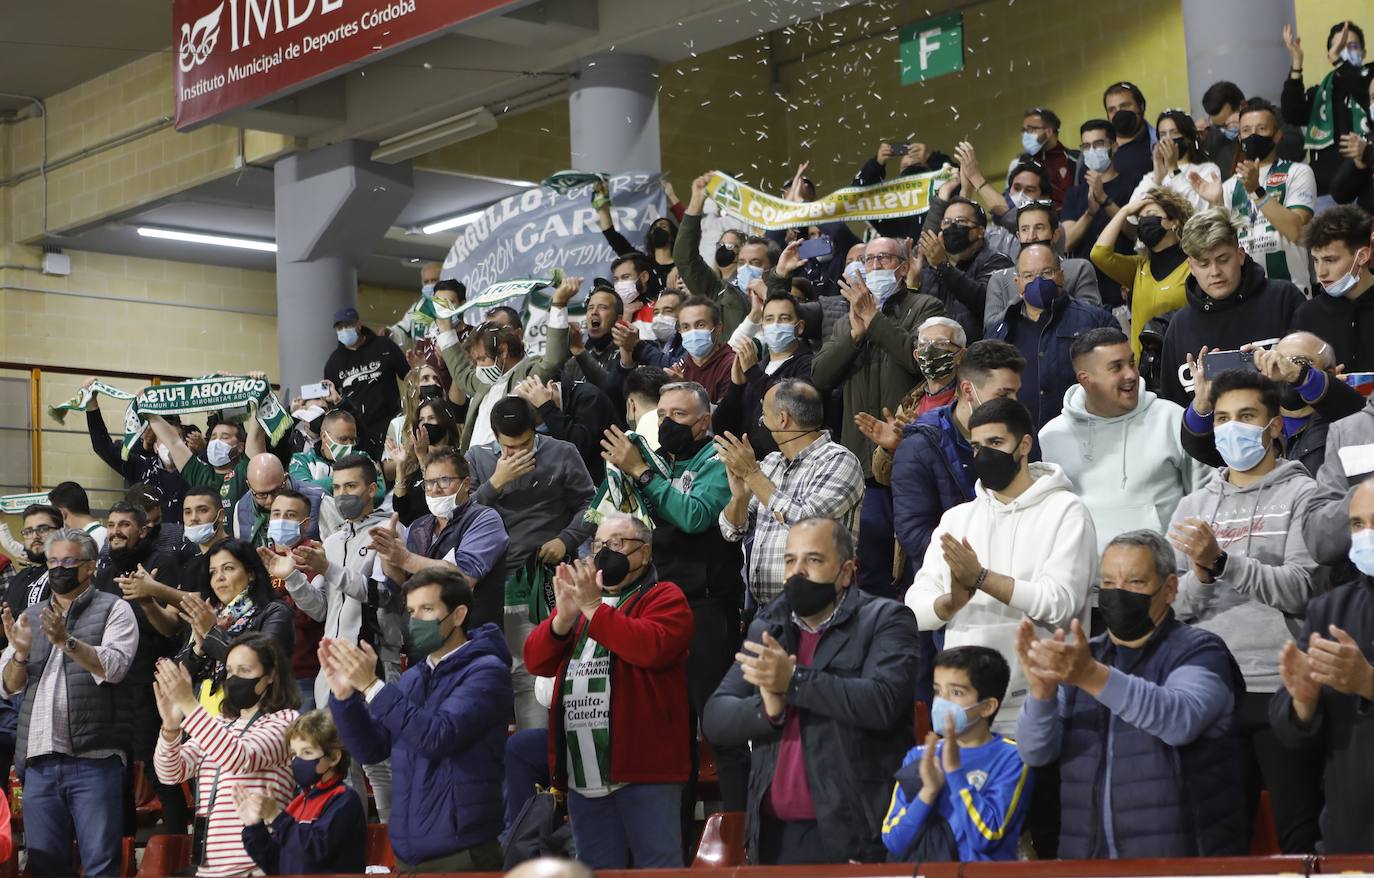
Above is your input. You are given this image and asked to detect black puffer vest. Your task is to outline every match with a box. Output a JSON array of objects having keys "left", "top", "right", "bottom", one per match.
[{"left": 15, "top": 586, "right": 133, "bottom": 771}]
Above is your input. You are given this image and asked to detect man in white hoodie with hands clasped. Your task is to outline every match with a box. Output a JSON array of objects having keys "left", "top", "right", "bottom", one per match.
[
  {"left": 906, "top": 397, "right": 1097, "bottom": 735},
  {"left": 1040, "top": 327, "right": 1205, "bottom": 554}
]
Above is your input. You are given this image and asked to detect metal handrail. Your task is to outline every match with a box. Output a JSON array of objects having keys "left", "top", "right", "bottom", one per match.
[{"left": 0, "top": 362, "right": 185, "bottom": 493}]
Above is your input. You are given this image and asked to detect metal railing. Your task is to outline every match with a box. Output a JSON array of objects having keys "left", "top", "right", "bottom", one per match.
[{"left": 0, "top": 361, "right": 184, "bottom": 496}]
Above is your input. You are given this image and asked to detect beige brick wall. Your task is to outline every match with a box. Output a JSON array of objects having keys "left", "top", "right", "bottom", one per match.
[
  {"left": 0, "top": 248, "right": 416, "bottom": 513},
  {"left": 418, "top": 37, "right": 792, "bottom": 193},
  {"left": 5, "top": 53, "right": 296, "bottom": 243}
]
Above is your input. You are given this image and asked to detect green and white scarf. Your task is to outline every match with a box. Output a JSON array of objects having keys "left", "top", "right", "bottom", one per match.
[
  {"left": 1305, "top": 68, "right": 1371, "bottom": 150},
  {"left": 0, "top": 492, "right": 52, "bottom": 515},
  {"left": 47, "top": 380, "right": 134, "bottom": 423},
  {"left": 49, "top": 375, "right": 291, "bottom": 459},
  {"left": 584, "top": 433, "right": 672, "bottom": 531},
  {"left": 1230, "top": 159, "right": 1293, "bottom": 281},
  {"left": 562, "top": 580, "right": 646, "bottom": 793}
]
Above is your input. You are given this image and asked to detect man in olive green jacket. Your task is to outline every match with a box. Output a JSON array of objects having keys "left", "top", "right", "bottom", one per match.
[
  {"left": 438, "top": 276, "right": 576, "bottom": 450},
  {"left": 812, "top": 237, "right": 944, "bottom": 598},
  {"left": 673, "top": 174, "right": 769, "bottom": 336}
]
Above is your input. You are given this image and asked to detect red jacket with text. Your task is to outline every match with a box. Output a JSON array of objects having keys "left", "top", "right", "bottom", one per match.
[{"left": 524, "top": 575, "right": 695, "bottom": 786}]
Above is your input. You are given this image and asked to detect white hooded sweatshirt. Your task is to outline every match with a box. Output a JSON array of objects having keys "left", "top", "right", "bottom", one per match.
[
  {"left": 907, "top": 462, "right": 1097, "bottom": 734},
  {"left": 1040, "top": 385, "right": 1207, "bottom": 554}
]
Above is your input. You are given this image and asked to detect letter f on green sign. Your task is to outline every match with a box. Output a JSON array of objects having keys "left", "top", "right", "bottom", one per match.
[{"left": 919, "top": 29, "right": 940, "bottom": 70}]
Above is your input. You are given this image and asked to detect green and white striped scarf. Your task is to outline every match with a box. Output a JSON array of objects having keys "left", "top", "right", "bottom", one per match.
[
  {"left": 1305, "top": 67, "right": 1371, "bottom": 150},
  {"left": 1230, "top": 159, "right": 1293, "bottom": 281},
  {"left": 49, "top": 375, "right": 291, "bottom": 459}
]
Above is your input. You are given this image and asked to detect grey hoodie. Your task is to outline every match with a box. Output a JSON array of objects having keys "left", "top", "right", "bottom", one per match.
[
  {"left": 1304, "top": 394, "right": 1374, "bottom": 565},
  {"left": 1171, "top": 458, "right": 1322, "bottom": 692},
  {"left": 1041, "top": 385, "right": 1206, "bottom": 555},
  {"left": 285, "top": 507, "right": 406, "bottom": 708}
]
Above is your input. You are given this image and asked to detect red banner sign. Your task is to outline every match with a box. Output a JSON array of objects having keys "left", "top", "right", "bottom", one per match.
[{"left": 173, "top": 0, "right": 516, "bottom": 130}]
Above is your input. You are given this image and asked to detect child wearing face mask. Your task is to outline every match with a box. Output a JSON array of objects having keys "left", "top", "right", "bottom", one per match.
[
  {"left": 882, "top": 646, "right": 1030, "bottom": 863},
  {"left": 238, "top": 709, "right": 367, "bottom": 875}
]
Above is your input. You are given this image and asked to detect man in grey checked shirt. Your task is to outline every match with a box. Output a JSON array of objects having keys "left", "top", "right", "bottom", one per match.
[{"left": 717, "top": 380, "right": 865, "bottom": 605}]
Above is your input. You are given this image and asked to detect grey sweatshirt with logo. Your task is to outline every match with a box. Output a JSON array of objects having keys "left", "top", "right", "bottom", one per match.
[{"left": 1170, "top": 458, "right": 1323, "bottom": 692}]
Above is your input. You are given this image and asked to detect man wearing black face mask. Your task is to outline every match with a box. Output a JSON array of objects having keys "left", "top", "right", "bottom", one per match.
[
  {"left": 524, "top": 514, "right": 694, "bottom": 870},
  {"left": 93, "top": 502, "right": 187, "bottom": 837},
  {"left": 907, "top": 397, "right": 1096, "bottom": 738},
  {"left": 704, "top": 517, "right": 919, "bottom": 865},
  {"left": 1016, "top": 530, "right": 1248, "bottom": 858},
  {"left": 916, "top": 197, "right": 1013, "bottom": 344},
  {"left": 1193, "top": 98, "right": 1317, "bottom": 290},
  {"left": 1103, "top": 81, "right": 1154, "bottom": 196},
  {"left": 0, "top": 527, "right": 139, "bottom": 878},
  {"left": 597, "top": 381, "right": 748, "bottom": 810}
]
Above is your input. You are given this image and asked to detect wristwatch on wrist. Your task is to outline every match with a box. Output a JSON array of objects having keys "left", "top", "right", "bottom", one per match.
[
  {"left": 64, "top": 636, "right": 77, "bottom": 653},
  {"left": 1207, "top": 551, "right": 1229, "bottom": 580},
  {"left": 635, "top": 469, "right": 654, "bottom": 489}
]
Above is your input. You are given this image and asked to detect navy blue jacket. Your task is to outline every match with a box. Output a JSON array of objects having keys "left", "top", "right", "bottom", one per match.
[
  {"left": 987, "top": 296, "right": 1117, "bottom": 426},
  {"left": 330, "top": 623, "right": 513, "bottom": 864},
  {"left": 241, "top": 777, "right": 366, "bottom": 875},
  {"left": 891, "top": 404, "right": 974, "bottom": 568},
  {"left": 1270, "top": 576, "right": 1374, "bottom": 853},
  {"left": 1058, "top": 613, "right": 1247, "bottom": 859}
]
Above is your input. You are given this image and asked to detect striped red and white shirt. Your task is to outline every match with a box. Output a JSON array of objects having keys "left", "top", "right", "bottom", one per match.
[{"left": 155, "top": 704, "right": 297, "bottom": 877}]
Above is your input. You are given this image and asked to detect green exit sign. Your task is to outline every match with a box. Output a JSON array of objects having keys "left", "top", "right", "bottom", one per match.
[{"left": 899, "top": 12, "right": 964, "bottom": 85}]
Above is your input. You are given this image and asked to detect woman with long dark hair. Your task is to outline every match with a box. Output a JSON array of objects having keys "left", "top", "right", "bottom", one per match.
[
  {"left": 176, "top": 539, "right": 295, "bottom": 713},
  {"left": 391, "top": 397, "right": 463, "bottom": 525},
  {"left": 155, "top": 633, "right": 301, "bottom": 877},
  {"left": 1130, "top": 109, "right": 1222, "bottom": 213}
]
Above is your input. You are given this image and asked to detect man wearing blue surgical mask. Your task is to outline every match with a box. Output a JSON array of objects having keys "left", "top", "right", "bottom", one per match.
[
  {"left": 675, "top": 175, "right": 775, "bottom": 336},
  {"left": 1061, "top": 120, "right": 1138, "bottom": 310},
  {"left": 987, "top": 244, "right": 1118, "bottom": 427},
  {"left": 916, "top": 196, "right": 1014, "bottom": 344},
  {"left": 1166, "top": 370, "right": 1324, "bottom": 853},
  {"left": 673, "top": 296, "right": 736, "bottom": 403},
  {"left": 813, "top": 236, "right": 943, "bottom": 598}
]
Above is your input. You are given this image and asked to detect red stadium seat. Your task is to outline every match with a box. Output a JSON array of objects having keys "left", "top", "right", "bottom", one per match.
[
  {"left": 366, "top": 822, "right": 395, "bottom": 871},
  {"left": 1248, "top": 790, "right": 1280, "bottom": 856},
  {"left": 136, "top": 834, "right": 193, "bottom": 878},
  {"left": 913, "top": 700, "right": 931, "bottom": 741},
  {"left": 692, "top": 811, "right": 746, "bottom": 868}
]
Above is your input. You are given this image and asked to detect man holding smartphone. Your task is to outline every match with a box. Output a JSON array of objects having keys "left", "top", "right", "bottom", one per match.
[{"left": 1157, "top": 208, "right": 1304, "bottom": 407}]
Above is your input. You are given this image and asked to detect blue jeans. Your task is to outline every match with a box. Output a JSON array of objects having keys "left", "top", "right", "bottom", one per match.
[
  {"left": 297, "top": 676, "right": 317, "bottom": 712},
  {"left": 24, "top": 754, "right": 124, "bottom": 877},
  {"left": 858, "top": 480, "right": 897, "bottom": 599},
  {"left": 568, "top": 783, "right": 682, "bottom": 869},
  {"left": 504, "top": 729, "right": 550, "bottom": 831}
]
